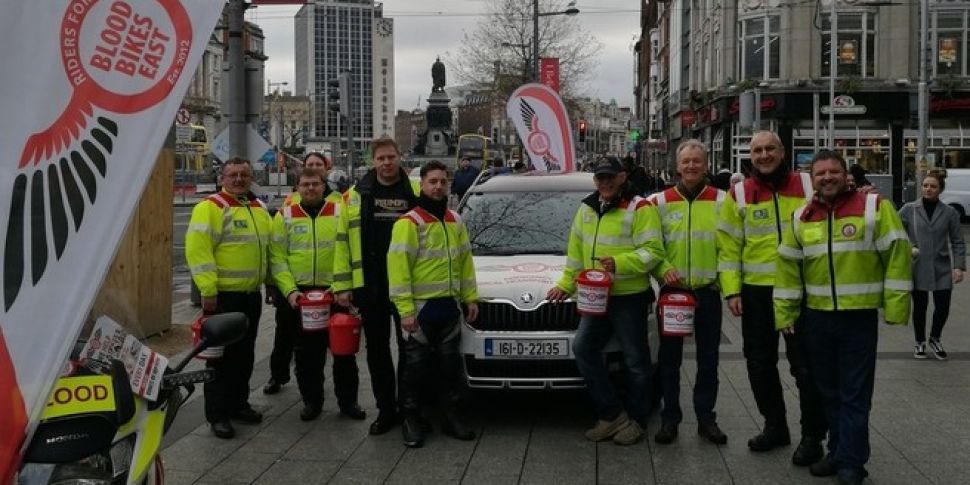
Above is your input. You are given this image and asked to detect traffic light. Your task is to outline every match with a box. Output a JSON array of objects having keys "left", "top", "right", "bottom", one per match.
[
  {"left": 578, "top": 119, "right": 587, "bottom": 143},
  {"left": 328, "top": 72, "right": 350, "bottom": 116},
  {"left": 628, "top": 128, "right": 641, "bottom": 141}
]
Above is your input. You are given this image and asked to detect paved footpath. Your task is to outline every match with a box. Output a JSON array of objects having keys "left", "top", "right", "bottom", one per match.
[{"left": 161, "top": 255, "right": 970, "bottom": 484}]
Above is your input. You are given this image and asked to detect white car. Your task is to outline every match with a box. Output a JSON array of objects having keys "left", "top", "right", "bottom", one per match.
[
  {"left": 458, "top": 172, "right": 658, "bottom": 390},
  {"left": 939, "top": 168, "right": 970, "bottom": 221}
]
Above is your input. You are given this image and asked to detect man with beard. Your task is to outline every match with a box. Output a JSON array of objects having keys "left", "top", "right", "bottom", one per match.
[
  {"left": 774, "top": 150, "right": 911, "bottom": 484},
  {"left": 387, "top": 160, "right": 479, "bottom": 448},
  {"left": 717, "top": 131, "right": 828, "bottom": 464}
]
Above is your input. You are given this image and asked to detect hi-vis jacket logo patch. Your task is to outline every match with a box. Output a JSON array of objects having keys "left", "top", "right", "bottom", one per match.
[
  {"left": 4, "top": 0, "right": 193, "bottom": 311},
  {"left": 752, "top": 208, "right": 769, "bottom": 220},
  {"left": 233, "top": 220, "right": 248, "bottom": 229}
]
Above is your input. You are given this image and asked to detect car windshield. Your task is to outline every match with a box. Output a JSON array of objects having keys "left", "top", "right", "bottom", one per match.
[{"left": 460, "top": 190, "right": 589, "bottom": 256}]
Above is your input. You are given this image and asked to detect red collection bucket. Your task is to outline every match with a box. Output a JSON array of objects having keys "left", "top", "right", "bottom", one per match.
[
  {"left": 329, "top": 311, "right": 362, "bottom": 356},
  {"left": 298, "top": 289, "right": 332, "bottom": 332},
  {"left": 191, "top": 314, "right": 225, "bottom": 360},
  {"left": 575, "top": 269, "right": 613, "bottom": 315},
  {"left": 657, "top": 290, "right": 696, "bottom": 337}
]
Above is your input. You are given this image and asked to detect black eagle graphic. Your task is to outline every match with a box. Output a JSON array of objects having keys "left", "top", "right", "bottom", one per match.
[
  {"left": 3, "top": 117, "right": 118, "bottom": 311},
  {"left": 518, "top": 99, "right": 561, "bottom": 171}
]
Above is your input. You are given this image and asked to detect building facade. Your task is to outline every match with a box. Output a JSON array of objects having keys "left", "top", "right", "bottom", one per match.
[
  {"left": 263, "top": 91, "right": 313, "bottom": 154},
  {"left": 295, "top": 0, "right": 395, "bottom": 152},
  {"left": 642, "top": 0, "right": 970, "bottom": 202}
]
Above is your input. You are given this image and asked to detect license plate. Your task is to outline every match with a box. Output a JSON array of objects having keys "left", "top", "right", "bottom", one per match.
[{"left": 483, "top": 338, "right": 569, "bottom": 358}]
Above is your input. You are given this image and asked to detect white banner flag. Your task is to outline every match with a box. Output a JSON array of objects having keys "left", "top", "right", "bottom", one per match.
[
  {"left": 506, "top": 83, "right": 577, "bottom": 173},
  {"left": 0, "top": 0, "right": 224, "bottom": 478}
]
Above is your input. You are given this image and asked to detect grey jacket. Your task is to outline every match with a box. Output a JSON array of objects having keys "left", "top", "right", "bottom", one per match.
[{"left": 898, "top": 200, "right": 966, "bottom": 291}]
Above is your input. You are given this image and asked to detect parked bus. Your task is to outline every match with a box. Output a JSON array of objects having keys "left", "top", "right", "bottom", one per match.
[
  {"left": 456, "top": 134, "right": 491, "bottom": 171},
  {"left": 175, "top": 124, "right": 210, "bottom": 173}
]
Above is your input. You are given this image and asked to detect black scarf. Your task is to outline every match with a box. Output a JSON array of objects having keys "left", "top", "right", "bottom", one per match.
[
  {"left": 417, "top": 193, "right": 448, "bottom": 221},
  {"left": 752, "top": 163, "right": 791, "bottom": 190}
]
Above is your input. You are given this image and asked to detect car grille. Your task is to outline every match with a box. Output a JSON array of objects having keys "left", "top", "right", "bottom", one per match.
[
  {"left": 463, "top": 356, "right": 581, "bottom": 379},
  {"left": 469, "top": 301, "right": 580, "bottom": 331}
]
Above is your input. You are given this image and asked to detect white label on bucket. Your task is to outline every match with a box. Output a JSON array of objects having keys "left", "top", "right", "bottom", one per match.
[
  {"left": 301, "top": 304, "right": 331, "bottom": 331},
  {"left": 661, "top": 305, "right": 695, "bottom": 336},
  {"left": 584, "top": 270, "right": 608, "bottom": 282},
  {"left": 576, "top": 284, "right": 610, "bottom": 314}
]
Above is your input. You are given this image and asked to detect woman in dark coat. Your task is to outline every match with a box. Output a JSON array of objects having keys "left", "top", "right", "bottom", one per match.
[{"left": 898, "top": 171, "right": 966, "bottom": 360}]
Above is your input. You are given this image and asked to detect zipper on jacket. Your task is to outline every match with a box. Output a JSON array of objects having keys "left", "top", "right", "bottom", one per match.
[
  {"left": 686, "top": 195, "right": 693, "bottom": 287},
  {"left": 310, "top": 210, "right": 318, "bottom": 286},
  {"left": 441, "top": 216, "right": 455, "bottom": 295},
  {"left": 772, "top": 193, "right": 783, "bottom": 243},
  {"left": 826, "top": 208, "right": 838, "bottom": 310},
  {"left": 590, "top": 208, "right": 604, "bottom": 265}
]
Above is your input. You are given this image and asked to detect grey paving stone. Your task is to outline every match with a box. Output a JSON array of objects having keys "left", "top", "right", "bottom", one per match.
[
  {"left": 461, "top": 424, "right": 529, "bottom": 482},
  {"left": 197, "top": 450, "right": 281, "bottom": 483},
  {"left": 161, "top": 467, "right": 200, "bottom": 485},
  {"left": 239, "top": 427, "right": 307, "bottom": 454},
  {"left": 912, "top": 460, "right": 970, "bottom": 485},
  {"left": 162, "top": 433, "right": 244, "bottom": 474},
  {"left": 252, "top": 458, "right": 343, "bottom": 485},
  {"left": 385, "top": 436, "right": 478, "bottom": 483},
  {"left": 597, "top": 440, "right": 656, "bottom": 485},
  {"left": 518, "top": 426, "right": 595, "bottom": 485},
  {"left": 327, "top": 434, "right": 404, "bottom": 483}
]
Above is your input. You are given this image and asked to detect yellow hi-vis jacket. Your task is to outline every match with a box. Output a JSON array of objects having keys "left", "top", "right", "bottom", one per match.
[
  {"left": 556, "top": 193, "right": 664, "bottom": 296},
  {"left": 774, "top": 191, "right": 913, "bottom": 329},
  {"left": 717, "top": 171, "right": 814, "bottom": 295},
  {"left": 269, "top": 190, "right": 342, "bottom": 296},
  {"left": 185, "top": 190, "right": 272, "bottom": 297},
  {"left": 387, "top": 206, "right": 478, "bottom": 318},
  {"left": 648, "top": 184, "right": 726, "bottom": 290},
  {"left": 332, "top": 177, "right": 420, "bottom": 293}
]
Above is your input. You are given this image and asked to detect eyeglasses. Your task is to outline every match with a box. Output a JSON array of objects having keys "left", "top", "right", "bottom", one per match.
[{"left": 298, "top": 181, "right": 324, "bottom": 188}]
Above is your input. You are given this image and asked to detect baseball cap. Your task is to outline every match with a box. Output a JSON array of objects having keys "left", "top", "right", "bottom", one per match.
[{"left": 593, "top": 158, "right": 624, "bottom": 176}]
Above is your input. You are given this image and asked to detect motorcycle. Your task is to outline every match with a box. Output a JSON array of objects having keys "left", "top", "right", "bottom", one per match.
[{"left": 17, "top": 312, "right": 248, "bottom": 485}]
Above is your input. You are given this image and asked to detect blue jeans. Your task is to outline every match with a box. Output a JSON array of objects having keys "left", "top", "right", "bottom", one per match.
[
  {"left": 803, "top": 309, "right": 878, "bottom": 481},
  {"left": 573, "top": 291, "right": 652, "bottom": 424},
  {"left": 658, "top": 287, "right": 722, "bottom": 425}
]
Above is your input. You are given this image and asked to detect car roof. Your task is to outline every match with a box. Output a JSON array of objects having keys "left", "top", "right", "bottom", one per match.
[{"left": 471, "top": 172, "right": 593, "bottom": 193}]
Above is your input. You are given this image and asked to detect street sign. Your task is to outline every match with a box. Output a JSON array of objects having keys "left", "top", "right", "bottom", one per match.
[
  {"left": 175, "top": 125, "right": 193, "bottom": 143},
  {"left": 176, "top": 107, "right": 191, "bottom": 125}
]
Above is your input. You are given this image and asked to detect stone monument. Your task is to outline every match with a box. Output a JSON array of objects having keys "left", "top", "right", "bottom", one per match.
[{"left": 416, "top": 57, "right": 453, "bottom": 157}]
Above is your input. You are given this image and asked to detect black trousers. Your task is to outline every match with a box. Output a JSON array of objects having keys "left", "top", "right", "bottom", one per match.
[
  {"left": 277, "top": 298, "right": 359, "bottom": 408},
  {"left": 400, "top": 317, "right": 463, "bottom": 414},
  {"left": 741, "top": 284, "right": 827, "bottom": 438},
  {"left": 912, "top": 289, "right": 952, "bottom": 342},
  {"left": 355, "top": 286, "right": 404, "bottom": 414},
  {"left": 204, "top": 291, "right": 261, "bottom": 423},
  {"left": 268, "top": 286, "right": 294, "bottom": 384}
]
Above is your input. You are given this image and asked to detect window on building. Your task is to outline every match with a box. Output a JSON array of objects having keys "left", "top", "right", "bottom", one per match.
[
  {"left": 738, "top": 15, "right": 780, "bottom": 80},
  {"left": 820, "top": 12, "right": 876, "bottom": 78},
  {"left": 934, "top": 9, "right": 969, "bottom": 76}
]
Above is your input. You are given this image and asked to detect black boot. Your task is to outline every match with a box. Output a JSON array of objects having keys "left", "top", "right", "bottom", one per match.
[
  {"left": 748, "top": 425, "right": 791, "bottom": 452},
  {"left": 792, "top": 436, "right": 825, "bottom": 466},
  {"left": 402, "top": 414, "right": 425, "bottom": 448},
  {"left": 441, "top": 409, "right": 476, "bottom": 441}
]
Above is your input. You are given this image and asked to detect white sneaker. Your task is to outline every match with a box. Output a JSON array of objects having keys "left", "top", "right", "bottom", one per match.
[
  {"left": 928, "top": 339, "right": 948, "bottom": 360},
  {"left": 584, "top": 412, "right": 630, "bottom": 442},
  {"left": 913, "top": 342, "right": 927, "bottom": 360}
]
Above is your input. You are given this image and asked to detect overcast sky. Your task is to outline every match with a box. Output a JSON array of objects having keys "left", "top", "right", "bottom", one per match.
[{"left": 246, "top": 0, "right": 640, "bottom": 112}]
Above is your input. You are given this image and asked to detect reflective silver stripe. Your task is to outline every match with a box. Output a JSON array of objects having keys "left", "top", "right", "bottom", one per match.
[
  {"left": 294, "top": 271, "right": 333, "bottom": 283},
  {"left": 220, "top": 269, "right": 260, "bottom": 279},
  {"left": 187, "top": 223, "right": 214, "bottom": 237},
  {"left": 774, "top": 288, "right": 802, "bottom": 299},
  {"left": 348, "top": 219, "right": 361, "bottom": 229},
  {"left": 459, "top": 278, "right": 477, "bottom": 290},
  {"left": 864, "top": 193, "right": 878, "bottom": 244},
  {"left": 714, "top": 189, "right": 726, "bottom": 215},
  {"left": 389, "top": 281, "right": 452, "bottom": 296},
  {"left": 271, "top": 234, "right": 287, "bottom": 244},
  {"left": 744, "top": 224, "right": 778, "bottom": 236},
  {"left": 876, "top": 230, "right": 908, "bottom": 251},
  {"left": 222, "top": 234, "right": 257, "bottom": 244},
  {"left": 718, "top": 261, "right": 741, "bottom": 271},
  {"left": 566, "top": 258, "right": 583, "bottom": 270},
  {"left": 885, "top": 279, "right": 913, "bottom": 291},
  {"left": 652, "top": 192, "right": 667, "bottom": 218},
  {"left": 799, "top": 172, "right": 814, "bottom": 202},
  {"left": 336, "top": 233, "right": 349, "bottom": 242},
  {"left": 717, "top": 221, "right": 743, "bottom": 239},
  {"left": 791, "top": 206, "right": 807, "bottom": 246},
  {"left": 691, "top": 269, "right": 718, "bottom": 279},
  {"left": 634, "top": 230, "right": 661, "bottom": 245},
  {"left": 666, "top": 230, "right": 715, "bottom": 242},
  {"left": 190, "top": 263, "right": 216, "bottom": 273},
  {"left": 613, "top": 273, "right": 646, "bottom": 282},
  {"left": 806, "top": 282, "right": 882, "bottom": 297},
  {"left": 291, "top": 271, "right": 314, "bottom": 281},
  {"left": 388, "top": 243, "right": 416, "bottom": 254},
  {"left": 455, "top": 242, "right": 472, "bottom": 254},
  {"left": 333, "top": 273, "right": 353, "bottom": 282},
  {"left": 802, "top": 241, "right": 872, "bottom": 257},
  {"left": 210, "top": 193, "right": 231, "bottom": 207},
  {"left": 418, "top": 248, "right": 449, "bottom": 259},
  {"left": 591, "top": 234, "right": 633, "bottom": 246},
  {"left": 743, "top": 262, "right": 775, "bottom": 273},
  {"left": 620, "top": 198, "right": 639, "bottom": 236},
  {"left": 221, "top": 209, "right": 234, "bottom": 239},
  {"left": 351, "top": 260, "right": 363, "bottom": 270},
  {"left": 271, "top": 264, "right": 289, "bottom": 274},
  {"left": 777, "top": 245, "right": 803, "bottom": 260},
  {"left": 634, "top": 248, "right": 653, "bottom": 264},
  {"left": 288, "top": 241, "right": 333, "bottom": 251}
]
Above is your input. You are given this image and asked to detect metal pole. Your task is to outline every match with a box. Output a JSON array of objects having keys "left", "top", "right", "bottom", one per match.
[
  {"left": 228, "top": 0, "right": 247, "bottom": 159},
  {"left": 345, "top": 73, "right": 355, "bottom": 179},
  {"left": 813, "top": 92, "right": 820, "bottom": 153},
  {"left": 533, "top": 0, "right": 540, "bottom": 82},
  {"left": 753, "top": 88, "right": 761, "bottom": 131},
  {"left": 277, "top": 94, "right": 283, "bottom": 197},
  {"left": 917, "top": 0, "right": 930, "bottom": 189},
  {"left": 828, "top": 0, "right": 837, "bottom": 149}
]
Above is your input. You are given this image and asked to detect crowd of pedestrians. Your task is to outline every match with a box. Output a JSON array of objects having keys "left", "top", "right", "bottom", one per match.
[{"left": 186, "top": 130, "right": 964, "bottom": 483}]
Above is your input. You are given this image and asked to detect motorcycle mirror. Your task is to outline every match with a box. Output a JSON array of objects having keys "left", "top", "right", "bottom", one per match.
[{"left": 201, "top": 312, "right": 248, "bottom": 348}]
